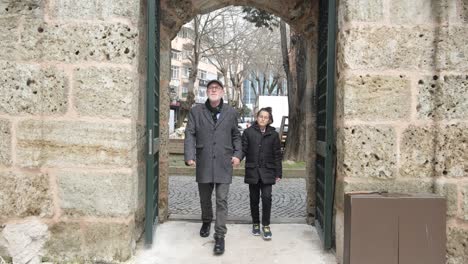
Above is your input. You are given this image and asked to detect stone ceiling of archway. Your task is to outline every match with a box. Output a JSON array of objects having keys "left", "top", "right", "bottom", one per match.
[{"left": 161, "top": 0, "right": 316, "bottom": 39}]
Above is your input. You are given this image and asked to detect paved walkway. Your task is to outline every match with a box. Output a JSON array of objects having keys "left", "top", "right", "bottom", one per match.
[
  {"left": 169, "top": 176, "right": 307, "bottom": 222},
  {"left": 132, "top": 222, "right": 337, "bottom": 264}
]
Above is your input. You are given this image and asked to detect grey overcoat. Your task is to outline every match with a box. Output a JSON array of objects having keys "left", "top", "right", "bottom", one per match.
[{"left": 184, "top": 103, "right": 242, "bottom": 184}]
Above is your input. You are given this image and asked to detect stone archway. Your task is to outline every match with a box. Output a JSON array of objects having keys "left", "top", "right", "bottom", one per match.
[{"left": 156, "top": 0, "right": 319, "bottom": 224}]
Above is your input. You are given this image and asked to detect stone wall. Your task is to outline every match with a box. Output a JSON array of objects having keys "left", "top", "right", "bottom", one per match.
[
  {"left": 335, "top": 0, "right": 468, "bottom": 263},
  {"left": 0, "top": 0, "right": 146, "bottom": 262}
]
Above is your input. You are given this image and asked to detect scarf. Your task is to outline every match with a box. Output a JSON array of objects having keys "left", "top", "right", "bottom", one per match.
[{"left": 205, "top": 98, "right": 224, "bottom": 123}]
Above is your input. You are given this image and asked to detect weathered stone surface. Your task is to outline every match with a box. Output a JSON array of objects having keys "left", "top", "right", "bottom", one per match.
[
  {"left": 82, "top": 222, "right": 134, "bottom": 262},
  {"left": 389, "top": 0, "right": 457, "bottom": 24},
  {"left": 43, "top": 222, "right": 83, "bottom": 262},
  {"left": 417, "top": 75, "right": 468, "bottom": 120},
  {"left": 435, "top": 124, "right": 467, "bottom": 177},
  {"left": 342, "top": 74, "right": 411, "bottom": 121},
  {"left": 447, "top": 226, "right": 468, "bottom": 264},
  {"left": 2, "top": 219, "right": 49, "bottom": 264},
  {"left": 0, "top": 229, "right": 10, "bottom": 260},
  {"left": 341, "top": 26, "right": 435, "bottom": 70},
  {"left": 463, "top": 184, "right": 468, "bottom": 220},
  {"left": 337, "top": 126, "right": 397, "bottom": 179},
  {"left": 0, "top": 62, "right": 68, "bottom": 115},
  {"left": 334, "top": 178, "right": 433, "bottom": 209},
  {"left": 73, "top": 67, "right": 137, "bottom": 118},
  {"left": 438, "top": 26, "right": 468, "bottom": 72},
  {"left": 400, "top": 126, "right": 436, "bottom": 178},
  {"left": 57, "top": 170, "right": 135, "bottom": 217},
  {"left": 340, "top": 0, "right": 384, "bottom": 22},
  {"left": 0, "top": 17, "right": 19, "bottom": 60},
  {"left": 0, "top": 119, "right": 11, "bottom": 167},
  {"left": 0, "top": 0, "right": 43, "bottom": 17},
  {"left": 434, "top": 179, "right": 458, "bottom": 217},
  {"left": 18, "top": 21, "right": 138, "bottom": 64},
  {"left": 460, "top": 0, "right": 468, "bottom": 23},
  {"left": 50, "top": 0, "right": 139, "bottom": 20},
  {"left": 16, "top": 120, "right": 134, "bottom": 168},
  {"left": 0, "top": 171, "right": 53, "bottom": 218}
]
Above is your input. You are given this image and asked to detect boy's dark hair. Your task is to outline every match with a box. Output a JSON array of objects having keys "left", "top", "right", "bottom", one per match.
[{"left": 257, "top": 107, "right": 273, "bottom": 125}]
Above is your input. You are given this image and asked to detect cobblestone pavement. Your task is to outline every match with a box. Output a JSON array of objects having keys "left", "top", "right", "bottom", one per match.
[{"left": 169, "top": 176, "right": 307, "bottom": 222}]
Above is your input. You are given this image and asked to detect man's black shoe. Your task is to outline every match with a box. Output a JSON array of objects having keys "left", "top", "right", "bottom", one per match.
[
  {"left": 200, "top": 222, "right": 211, "bottom": 237},
  {"left": 214, "top": 237, "right": 225, "bottom": 255}
]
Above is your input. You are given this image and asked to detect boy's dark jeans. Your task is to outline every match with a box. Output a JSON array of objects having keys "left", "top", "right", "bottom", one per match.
[{"left": 249, "top": 180, "right": 272, "bottom": 226}]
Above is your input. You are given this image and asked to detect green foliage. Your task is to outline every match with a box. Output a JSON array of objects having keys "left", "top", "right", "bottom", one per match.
[{"left": 242, "top": 7, "right": 279, "bottom": 31}]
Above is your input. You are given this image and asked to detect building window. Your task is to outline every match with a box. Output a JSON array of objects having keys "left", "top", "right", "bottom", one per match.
[
  {"left": 171, "top": 66, "right": 179, "bottom": 80},
  {"left": 181, "top": 86, "right": 188, "bottom": 98},
  {"left": 198, "top": 88, "right": 206, "bottom": 98},
  {"left": 182, "top": 67, "right": 191, "bottom": 78},
  {"left": 198, "top": 70, "right": 207, "bottom": 80},
  {"left": 171, "top": 50, "right": 180, "bottom": 60}
]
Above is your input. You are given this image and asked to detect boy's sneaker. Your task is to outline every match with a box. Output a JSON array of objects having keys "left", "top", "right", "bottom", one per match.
[
  {"left": 252, "top": 224, "right": 261, "bottom": 236},
  {"left": 262, "top": 226, "right": 272, "bottom": 240}
]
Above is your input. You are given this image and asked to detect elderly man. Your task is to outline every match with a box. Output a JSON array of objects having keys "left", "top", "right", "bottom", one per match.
[{"left": 184, "top": 79, "right": 242, "bottom": 255}]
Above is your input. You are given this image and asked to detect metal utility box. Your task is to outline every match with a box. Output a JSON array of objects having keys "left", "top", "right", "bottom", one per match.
[{"left": 344, "top": 192, "right": 446, "bottom": 264}]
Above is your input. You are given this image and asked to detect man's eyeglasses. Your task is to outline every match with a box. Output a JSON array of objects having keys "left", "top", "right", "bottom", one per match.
[
  {"left": 207, "top": 86, "right": 222, "bottom": 91},
  {"left": 257, "top": 115, "right": 270, "bottom": 120}
]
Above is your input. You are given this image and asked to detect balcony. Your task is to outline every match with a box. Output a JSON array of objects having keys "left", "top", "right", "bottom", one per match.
[
  {"left": 170, "top": 79, "right": 180, "bottom": 87},
  {"left": 198, "top": 79, "right": 209, "bottom": 87}
]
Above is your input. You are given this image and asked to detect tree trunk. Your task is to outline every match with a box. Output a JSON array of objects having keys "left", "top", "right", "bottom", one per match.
[{"left": 284, "top": 30, "right": 307, "bottom": 161}]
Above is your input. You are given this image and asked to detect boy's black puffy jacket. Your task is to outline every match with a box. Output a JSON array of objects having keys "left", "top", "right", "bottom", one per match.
[{"left": 241, "top": 122, "right": 282, "bottom": 184}]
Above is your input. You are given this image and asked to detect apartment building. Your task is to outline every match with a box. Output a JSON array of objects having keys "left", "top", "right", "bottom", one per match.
[{"left": 170, "top": 26, "right": 219, "bottom": 104}]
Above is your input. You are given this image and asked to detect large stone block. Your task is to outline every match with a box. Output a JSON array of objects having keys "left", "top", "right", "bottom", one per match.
[
  {"left": 338, "top": 126, "right": 397, "bottom": 179},
  {"left": 0, "top": 170, "right": 53, "bottom": 218},
  {"left": 434, "top": 179, "right": 459, "bottom": 217},
  {"left": 389, "top": 0, "right": 457, "bottom": 24},
  {"left": 340, "top": 0, "right": 384, "bottom": 23},
  {"left": 18, "top": 20, "right": 138, "bottom": 64},
  {"left": 400, "top": 126, "right": 436, "bottom": 178},
  {"left": 0, "top": 119, "right": 11, "bottom": 167},
  {"left": 342, "top": 74, "right": 411, "bottom": 121},
  {"left": 73, "top": 67, "right": 137, "bottom": 118},
  {"left": 50, "top": 0, "right": 139, "bottom": 21},
  {"left": 0, "top": 0, "right": 43, "bottom": 17},
  {"left": 16, "top": 120, "right": 134, "bottom": 168},
  {"left": 57, "top": 170, "right": 136, "bottom": 217},
  {"left": 0, "top": 61, "right": 68, "bottom": 115},
  {"left": 435, "top": 123, "right": 467, "bottom": 177},
  {"left": 0, "top": 17, "right": 20, "bottom": 60},
  {"left": 447, "top": 225, "right": 468, "bottom": 264},
  {"left": 43, "top": 222, "right": 83, "bottom": 262},
  {"left": 417, "top": 75, "right": 468, "bottom": 120},
  {"left": 341, "top": 26, "right": 435, "bottom": 70},
  {"left": 438, "top": 26, "right": 468, "bottom": 72},
  {"left": 82, "top": 221, "right": 134, "bottom": 262}
]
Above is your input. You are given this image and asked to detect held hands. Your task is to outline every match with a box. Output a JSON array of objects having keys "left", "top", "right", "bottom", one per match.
[
  {"left": 231, "top": 157, "right": 240, "bottom": 167},
  {"left": 275, "top": 177, "right": 281, "bottom": 183},
  {"left": 186, "top": 160, "right": 196, "bottom": 166}
]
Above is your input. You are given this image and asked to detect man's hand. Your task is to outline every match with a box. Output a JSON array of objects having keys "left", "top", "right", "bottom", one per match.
[
  {"left": 275, "top": 177, "right": 281, "bottom": 183},
  {"left": 186, "top": 160, "right": 196, "bottom": 166},
  {"left": 231, "top": 157, "right": 240, "bottom": 167}
]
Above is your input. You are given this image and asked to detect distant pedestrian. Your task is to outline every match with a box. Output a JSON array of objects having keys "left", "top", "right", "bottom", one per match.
[
  {"left": 184, "top": 79, "right": 242, "bottom": 255},
  {"left": 241, "top": 107, "right": 282, "bottom": 240}
]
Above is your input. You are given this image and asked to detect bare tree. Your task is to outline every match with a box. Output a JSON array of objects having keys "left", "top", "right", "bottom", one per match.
[
  {"left": 206, "top": 7, "right": 258, "bottom": 109},
  {"left": 176, "top": 10, "right": 230, "bottom": 128},
  {"left": 246, "top": 26, "right": 286, "bottom": 106}
]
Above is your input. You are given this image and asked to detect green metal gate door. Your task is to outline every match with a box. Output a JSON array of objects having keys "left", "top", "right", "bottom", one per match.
[
  {"left": 315, "top": 0, "right": 337, "bottom": 250},
  {"left": 145, "top": 0, "right": 160, "bottom": 245}
]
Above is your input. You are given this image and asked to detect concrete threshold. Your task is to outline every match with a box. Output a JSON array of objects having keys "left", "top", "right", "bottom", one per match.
[{"left": 168, "top": 214, "right": 308, "bottom": 224}]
